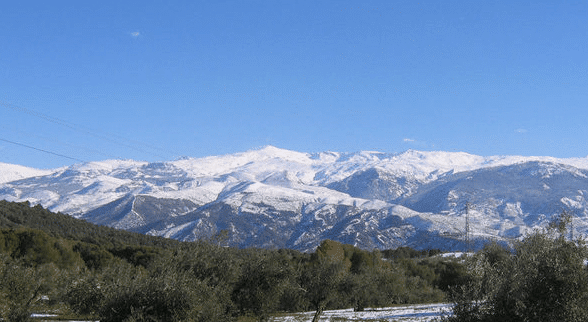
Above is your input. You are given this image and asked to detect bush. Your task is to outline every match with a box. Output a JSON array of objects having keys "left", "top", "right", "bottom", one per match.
[
  {"left": 232, "top": 250, "right": 301, "bottom": 320},
  {"left": 97, "top": 254, "right": 234, "bottom": 322},
  {"left": 446, "top": 216, "right": 588, "bottom": 322},
  {"left": 0, "top": 255, "right": 62, "bottom": 322}
]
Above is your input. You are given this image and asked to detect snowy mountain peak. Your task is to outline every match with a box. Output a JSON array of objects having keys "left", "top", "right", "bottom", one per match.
[
  {"left": 3, "top": 148, "right": 588, "bottom": 251},
  {"left": 243, "top": 145, "right": 314, "bottom": 164},
  {"left": 0, "top": 162, "right": 54, "bottom": 184}
]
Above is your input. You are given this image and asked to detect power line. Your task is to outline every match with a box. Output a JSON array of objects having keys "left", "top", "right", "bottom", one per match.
[
  {"left": 1, "top": 100, "right": 177, "bottom": 159},
  {"left": 0, "top": 138, "right": 86, "bottom": 163},
  {"left": 3, "top": 126, "right": 120, "bottom": 160}
]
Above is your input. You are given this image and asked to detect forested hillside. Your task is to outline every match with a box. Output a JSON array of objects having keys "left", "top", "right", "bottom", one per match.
[{"left": 0, "top": 200, "right": 465, "bottom": 322}]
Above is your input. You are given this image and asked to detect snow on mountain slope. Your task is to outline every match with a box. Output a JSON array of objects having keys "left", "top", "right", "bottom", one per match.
[
  {"left": 3, "top": 146, "right": 588, "bottom": 251},
  {"left": 0, "top": 162, "right": 54, "bottom": 184}
]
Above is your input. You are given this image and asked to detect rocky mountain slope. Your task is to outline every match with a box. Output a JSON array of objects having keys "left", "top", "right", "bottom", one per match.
[{"left": 2, "top": 146, "right": 588, "bottom": 251}]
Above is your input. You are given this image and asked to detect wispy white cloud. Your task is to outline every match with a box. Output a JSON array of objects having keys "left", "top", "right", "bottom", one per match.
[{"left": 402, "top": 138, "right": 433, "bottom": 149}]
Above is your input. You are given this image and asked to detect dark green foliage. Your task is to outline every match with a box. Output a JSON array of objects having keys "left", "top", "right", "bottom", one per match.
[
  {"left": 302, "top": 259, "right": 348, "bottom": 322},
  {"left": 382, "top": 246, "right": 441, "bottom": 259},
  {"left": 393, "top": 256, "right": 471, "bottom": 294},
  {"left": 0, "top": 200, "right": 461, "bottom": 321},
  {"left": 109, "top": 245, "right": 162, "bottom": 269},
  {"left": 232, "top": 250, "right": 300, "bottom": 320},
  {"left": 0, "top": 200, "right": 181, "bottom": 249},
  {"left": 73, "top": 242, "right": 114, "bottom": 270},
  {"left": 64, "top": 272, "right": 105, "bottom": 315},
  {"left": 396, "top": 258, "right": 437, "bottom": 284},
  {"left": 0, "top": 228, "right": 83, "bottom": 268},
  {"left": 341, "top": 265, "right": 397, "bottom": 311},
  {"left": 178, "top": 241, "right": 241, "bottom": 289},
  {"left": 446, "top": 215, "right": 588, "bottom": 322},
  {"left": 304, "top": 240, "right": 445, "bottom": 320},
  {"left": 0, "top": 254, "right": 63, "bottom": 322},
  {"left": 169, "top": 244, "right": 239, "bottom": 319},
  {"left": 491, "top": 234, "right": 588, "bottom": 321},
  {"left": 431, "top": 260, "right": 470, "bottom": 293},
  {"left": 349, "top": 249, "right": 374, "bottom": 274},
  {"left": 97, "top": 256, "right": 233, "bottom": 322}
]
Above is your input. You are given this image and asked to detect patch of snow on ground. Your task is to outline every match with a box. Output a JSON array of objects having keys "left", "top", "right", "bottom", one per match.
[
  {"left": 270, "top": 303, "right": 452, "bottom": 321},
  {"left": 439, "top": 252, "right": 473, "bottom": 258}
]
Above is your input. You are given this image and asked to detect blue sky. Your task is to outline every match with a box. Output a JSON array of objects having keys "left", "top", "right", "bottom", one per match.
[{"left": 1, "top": 1, "right": 587, "bottom": 168}]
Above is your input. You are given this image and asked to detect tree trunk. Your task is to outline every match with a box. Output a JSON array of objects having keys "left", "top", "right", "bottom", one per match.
[{"left": 312, "top": 304, "right": 325, "bottom": 322}]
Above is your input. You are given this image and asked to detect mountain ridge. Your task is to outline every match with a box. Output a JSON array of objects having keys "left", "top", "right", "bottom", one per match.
[{"left": 2, "top": 146, "right": 588, "bottom": 251}]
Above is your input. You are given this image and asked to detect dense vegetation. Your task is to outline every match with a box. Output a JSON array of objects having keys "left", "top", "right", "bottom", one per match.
[
  {"left": 0, "top": 200, "right": 466, "bottom": 321},
  {"left": 444, "top": 212, "right": 588, "bottom": 322}
]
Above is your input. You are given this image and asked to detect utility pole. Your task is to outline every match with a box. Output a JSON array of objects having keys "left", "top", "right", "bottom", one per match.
[{"left": 465, "top": 202, "right": 471, "bottom": 252}]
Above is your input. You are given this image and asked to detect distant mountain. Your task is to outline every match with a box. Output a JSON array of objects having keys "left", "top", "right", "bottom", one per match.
[
  {"left": 0, "top": 162, "right": 54, "bottom": 184},
  {"left": 2, "top": 146, "right": 588, "bottom": 252}
]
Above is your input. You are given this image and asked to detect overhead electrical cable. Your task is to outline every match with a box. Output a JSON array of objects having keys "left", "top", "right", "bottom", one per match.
[
  {"left": 1, "top": 100, "right": 178, "bottom": 159},
  {"left": 3, "top": 126, "right": 120, "bottom": 160},
  {"left": 0, "top": 137, "right": 86, "bottom": 163}
]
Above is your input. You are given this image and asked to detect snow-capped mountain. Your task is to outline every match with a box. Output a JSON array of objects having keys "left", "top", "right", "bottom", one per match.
[
  {"left": 2, "top": 146, "right": 588, "bottom": 252},
  {"left": 0, "top": 162, "right": 54, "bottom": 184}
]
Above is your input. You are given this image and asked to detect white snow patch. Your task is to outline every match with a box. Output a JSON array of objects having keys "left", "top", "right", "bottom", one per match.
[
  {"left": 0, "top": 162, "right": 54, "bottom": 184},
  {"left": 270, "top": 303, "right": 452, "bottom": 321}
]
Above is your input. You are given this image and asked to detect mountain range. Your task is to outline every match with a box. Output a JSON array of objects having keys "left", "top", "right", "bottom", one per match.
[{"left": 2, "top": 146, "right": 588, "bottom": 252}]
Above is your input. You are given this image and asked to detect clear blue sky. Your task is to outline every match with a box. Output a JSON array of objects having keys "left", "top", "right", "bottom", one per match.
[{"left": 1, "top": 1, "right": 587, "bottom": 169}]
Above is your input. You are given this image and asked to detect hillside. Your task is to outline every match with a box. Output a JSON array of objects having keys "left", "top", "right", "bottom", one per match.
[
  {"left": 0, "top": 199, "right": 457, "bottom": 322},
  {"left": 2, "top": 146, "right": 588, "bottom": 251}
]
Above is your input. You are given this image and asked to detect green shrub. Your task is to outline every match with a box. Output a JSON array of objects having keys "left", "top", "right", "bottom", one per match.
[
  {"left": 0, "top": 255, "right": 62, "bottom": 322},
  {"left": 446, "top": 214, "right": 588, "bottom": 322}
]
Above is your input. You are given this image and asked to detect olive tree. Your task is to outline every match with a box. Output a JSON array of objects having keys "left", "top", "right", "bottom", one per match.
[
  {"left": 0, "top": 255, "right": 60, "bottom": 322},
  {"left": 446, "top": 212, "right": 588, "bottom": 322}
]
